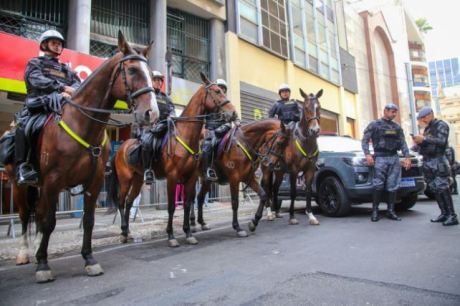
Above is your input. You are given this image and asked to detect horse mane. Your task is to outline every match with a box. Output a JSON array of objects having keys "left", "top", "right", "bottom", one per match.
[{"left": 241, "top": 118, "right": 279, "bottom": 135}]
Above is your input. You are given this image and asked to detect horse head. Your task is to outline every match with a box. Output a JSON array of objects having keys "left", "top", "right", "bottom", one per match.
[
  {"left": 110, "top": 31, "right": 159, "bottom": 125},
  {"left": 299, "top": 88, "right": 322, "bottom": 137},
  {"left": 200, "top": 72, "right": 237, "bottom": 121},
  {"left": 260, "top": 121, "right": 289, "bottom": 171}
]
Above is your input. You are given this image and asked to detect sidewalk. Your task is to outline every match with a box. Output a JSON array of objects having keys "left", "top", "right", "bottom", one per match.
[{"left": 0, "top": 197, "right": 261, "bottom": 262}]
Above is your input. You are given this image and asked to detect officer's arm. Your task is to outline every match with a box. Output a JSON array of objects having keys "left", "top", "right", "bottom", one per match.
[
  {"left": 422, "top": 122, "right": 449, "bottom": 146},
  {"left": 25, "top": 60, "right": 63, "bottom": 94},
  {"left": 70, "top": 71, "right": 82, "bottom": 90},
  {"left": 361, "top": 124, "right": 373, "bottom": 155},
  {"left": 166, "top": 96, "right": 176, "bottom": 116},
  {"left": 268, "top": 103, "right": 278, "bottom": 118},
  {"left": 399, "top": 128, "right": 410, "bottom": 157}
]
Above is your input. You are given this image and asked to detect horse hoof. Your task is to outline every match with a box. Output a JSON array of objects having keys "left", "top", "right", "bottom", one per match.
[
  {"left": 248, "top": 221, "right": 256, "bottom": 232},
  {"left": 237, "top": 230, "right": 248, "bottom": 238},
  {"left": 36, "top": 270, "right": 55, "bottom": 283},
  {"left": 267, "top": 215, "right": 275, "bottom": 221},
  {"left": 191, "top": 226, "right": 197, "bottom": 233},
  {"left": 289, "top": 218, "right": 299, "bottom": 225},
  {"left": 309, "top": 219, "right": 320, "bottom": 225},
  {"left": 168, "top": 239, "right": 180, "bottom": 248},
  {"left": 275, "top": 213, "right": 283, "bottom": 218},
  {"left": 120, "top": 235, "right": 128, "bottom": 244},
  {"left": 85, "top": 263, "right": 104, "bottom": 276},
  {"left": 201, "top": 224, "right": 211, "bottom": 231},
  {"left": 16, "top": 254, "right": 30, "bottom": 265},
  {"left": 186, "top": 236, "right": 199, "bottom": 245}
]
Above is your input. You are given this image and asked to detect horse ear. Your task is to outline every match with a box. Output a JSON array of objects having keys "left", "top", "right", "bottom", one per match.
[
  {"left": 142, "top": 40, "right": 154, "bottom": 59},
  {"left": 299, "top": 88, "right": 307, "bottom": 99},
  {"left": 316, "top": 89, "right": 323, "bottom": 98},
  {"left": 200, "top": 72, "right": 210, "bottom": 84},
  {"left": 118, "top": 30, "right": 133, "bottom": 55}
]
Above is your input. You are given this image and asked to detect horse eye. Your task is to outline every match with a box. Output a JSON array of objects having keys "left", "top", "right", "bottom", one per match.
[{"left": 127, "top": 67, "right": 137, "bottom": 75}]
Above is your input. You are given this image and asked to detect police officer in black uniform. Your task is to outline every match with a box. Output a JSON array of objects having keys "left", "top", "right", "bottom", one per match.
[
  {"left": 362, "top": 103, "right": 411, "bottom": 222},
  {"left": 413, "top": 106, "right": 458, "bottom": 226},
  {"left": 268, "top": 84, "right": 301, "bottom": 128},
  {"left": 445, "top": 146, "right": 458, "bottom": 194},
  {"left": 202, "top": 79, "right": 238, "bottom": 182},
  {"left": 140, "top": 70, "right": 175, "bottom": 184},
  {"left": 15, "top": 30, "right": 81, "bottom": 185}
]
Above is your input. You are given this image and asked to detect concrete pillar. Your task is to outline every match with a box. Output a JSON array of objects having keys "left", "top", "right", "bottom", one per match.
[
  {"left": 67, "top": 0, "right": 91, "bottom": 53},
  {"left": 149, "top": 0, "right": 167, "bottom": 74},
  {"left": 210, "top": 18, "right": 226, "bottom": 80}
]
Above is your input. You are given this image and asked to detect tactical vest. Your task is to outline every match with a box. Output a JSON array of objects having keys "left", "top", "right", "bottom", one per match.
[
  {"left": 373, "top": 120, "right": 401, "bottom": 153},
  {"left": 205, "top": 112, "right": 226, "bottom": 130},
  {"left": 420, "top": 119, "right": 448, "bottom": 157},
  {"left": 278, "top": 100, "right": 300, "bottom": 123},
  {"left": 156, "top": 92, "right": 171, "bottom": 121}
]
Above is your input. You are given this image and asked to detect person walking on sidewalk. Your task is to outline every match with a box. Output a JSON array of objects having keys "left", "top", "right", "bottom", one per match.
[
  {"left": 412, "top": 106, "right": 458, "bottom": 226},
  {"left": 362, "top": 103, "right": 411, "bottom": 222}
]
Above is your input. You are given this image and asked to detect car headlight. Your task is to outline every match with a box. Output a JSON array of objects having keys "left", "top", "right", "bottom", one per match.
[{"left": 343, "top": 157, "right": 368, "bottom": 167}]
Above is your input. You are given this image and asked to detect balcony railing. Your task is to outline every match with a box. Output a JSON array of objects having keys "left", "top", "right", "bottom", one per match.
[{"left": 413, "top": 81, "right": 430, "bottom": 88}]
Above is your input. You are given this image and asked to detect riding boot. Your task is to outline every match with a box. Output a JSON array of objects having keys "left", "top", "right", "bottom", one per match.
[
  {"left": 202, "top": 150, "right": 218, "bottom": 182},
  {"left": 441, "top": 190, "right": 459, "bottom": 226},
  {"left": 142, "top": 149, "right": 154, "bottom": 185},
  {"left": 431, "top": 192, "right": 448, "bottom": 223},
  {"left": 14, "top": 127, "right": 38, "bottom": 185},
  {"left": 386, "top": 191, "right": 401, "bottom": 221},
  {"left": 371, "top": 190, "right": 382, "bottom": 222}
]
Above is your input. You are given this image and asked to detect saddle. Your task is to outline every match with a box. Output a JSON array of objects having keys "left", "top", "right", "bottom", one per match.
[
  {"left": 0, "top": 130, "right": 15, "bottom": 166},
  {"left": 216, "top": 128, "right": 235, "bottom": 158},
  {"left": 127, "top": 142, "right": 142, "bottom": 166}
]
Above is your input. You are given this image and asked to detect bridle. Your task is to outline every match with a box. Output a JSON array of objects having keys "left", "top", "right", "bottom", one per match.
[
  {"left": 299, "top": 95, "right": 321, "bottom": 138},
  {"left": 257, "top": 129, "right": 287, "bottom": 170},
  {"left": 65, "top": 54, "right": 154, "bottom": 127}
]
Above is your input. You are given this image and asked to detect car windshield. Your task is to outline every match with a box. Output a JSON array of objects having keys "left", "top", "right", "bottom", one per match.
[{"left": 318, "top": 136, "right": 366, "bottom": 153}]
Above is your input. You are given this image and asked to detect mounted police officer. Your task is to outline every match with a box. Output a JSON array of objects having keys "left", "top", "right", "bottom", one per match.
[
  {"left": 362, "top": 103, "right": 411, "bottom": 222},
  {"left": 15, "top": 30, "right": 81, "bottom": 185},
  {"left": 268, "top": 84, "right": 301, "bottom": 128},
  {"left": 202, "top": 79, "right": 238, "bottom": 182},
  {"left": 413, "top": 106, "right": 458, "bottom": 226},
  {"left": 140, "top": 70, "right": 175, "bottom": 184}
]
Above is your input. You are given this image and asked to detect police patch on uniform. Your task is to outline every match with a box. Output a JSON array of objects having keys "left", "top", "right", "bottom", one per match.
[{"left": 44, "top": 68, "right": 66, "bottom": 79}]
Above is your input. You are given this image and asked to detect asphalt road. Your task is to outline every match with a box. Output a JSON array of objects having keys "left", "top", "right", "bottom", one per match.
[{"left": 1, "top": 198, "right": 459, "bottom": 306}]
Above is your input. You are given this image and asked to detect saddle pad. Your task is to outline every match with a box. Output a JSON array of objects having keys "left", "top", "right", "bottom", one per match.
[
  {"left": 217, "top": 129, "right": 233, "bottom": 158},
  {"left": 127, "top": 143, "right": 142, "bottom": 166}
]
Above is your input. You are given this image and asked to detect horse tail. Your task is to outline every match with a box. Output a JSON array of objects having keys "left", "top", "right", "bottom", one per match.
[{"left": 105, "top": 154, "right": 120, "bottom": 210}]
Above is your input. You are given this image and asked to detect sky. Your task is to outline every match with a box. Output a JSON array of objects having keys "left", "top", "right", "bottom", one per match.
[{"left": 403, "top": 0, "right": 460, "bottom": 60}]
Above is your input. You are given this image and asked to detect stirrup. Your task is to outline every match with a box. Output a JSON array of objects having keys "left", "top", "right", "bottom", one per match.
[
  {"left": 144, "top": 169, "right": 154, "bottom": 185},
  {"left": 17, "top": 164, "right": 38, "bottom": 185},
  {"left": 205, "top": 168, "right": 218, "bottom": 182}
]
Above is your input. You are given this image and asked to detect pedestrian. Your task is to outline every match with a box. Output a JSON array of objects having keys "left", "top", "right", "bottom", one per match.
[
  {"left": 445, "top": 146, "right": 458, "bottom": 195},
  {"left": 362, "top": 103, "right": 411, "bottom": 222},
  {"left": 412, "top": 106, "right": 458, "bottom": 226},
  {"left": 15, "top": 30, "right": 81, "bottom": 185},
  {"left": 268, "top": 84, "right": 301, "bottom": 128}
]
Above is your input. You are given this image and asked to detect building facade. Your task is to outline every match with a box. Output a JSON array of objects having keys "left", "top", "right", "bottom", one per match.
[{"left": 429, "top": 57, "right": 460, "bottom": 105}]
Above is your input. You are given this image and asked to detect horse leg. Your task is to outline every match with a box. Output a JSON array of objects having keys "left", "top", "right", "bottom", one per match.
[
  {"left": 197, "top": 180, "right": 211, "bottom": 231},
  {"left": 261, "top": 169, "right": 274, "bottom": 221},
  {"left": 183, "top": 179, "right": 198, "bottom": 245},
  {"left": 166, "top": 177, "right": 179, "bottom": 247},
  {"left": 81, "top": 181, "right": 104, "bottom": 277},
  {"left": 122, "top": 175, "right": 144, "bottom": 242},
  {"left": 230, "top": 181, "right": 247, "bottom": 237},
  {"left": 288, "top": 173, "right": 299, "bottom": 225},
  {"left": 273, "top": 172, "right": 284, "bottom": 218},
  {"left": 248, "top": 177, "right": 269, "bottom": 232},
  {"left": 34, "top": 186, "right": 58, "bottom": 283},
  {"left": 305, "top": 168, "right": 320, "bottom": 225},
  {"left": 118, "top": 176, "right": 133, "bottom": 243},
  {"left": 16, "top": 185, "right": 33, "bottom": 265}
]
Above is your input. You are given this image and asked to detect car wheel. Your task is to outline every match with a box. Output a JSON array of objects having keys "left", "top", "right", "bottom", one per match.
[
  {"left": 317, "top": 176, "right": 351, "bottom": 217},
  {"left": 395, "top": 192, "right": 417, "bottom": 211}
]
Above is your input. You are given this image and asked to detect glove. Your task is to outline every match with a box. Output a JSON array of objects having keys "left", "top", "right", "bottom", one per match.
[{"left": 47, "top": 95, "right": 64, "bottom": 113}]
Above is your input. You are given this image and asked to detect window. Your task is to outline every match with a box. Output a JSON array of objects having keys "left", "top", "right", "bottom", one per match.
[
  {"left": 167, "top": 9, "right": 210, "bottom": 83},
  {"left": 237, "top": 0, "right": 288, "bottom": 58}
]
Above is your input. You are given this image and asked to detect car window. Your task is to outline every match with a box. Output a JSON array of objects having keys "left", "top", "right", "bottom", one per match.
[{"left": 318, "top": 136, "right": 367, "bottom": 153}]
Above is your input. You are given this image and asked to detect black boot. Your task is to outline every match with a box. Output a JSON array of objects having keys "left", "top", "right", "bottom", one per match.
[
  {"left": 141, "top": 149, "right": 154, "bottom": 185},
  {"left": 442, "top": 191, "right": 459, "bottom": 226},
  {"left": 431, "top": 192, "right": 448, "bottom": 222},
  {"left": 386, "top": 192, "right": 401, "bottom": 221},
  {"left": 371, "top": 190, "right": 382, "bottom": 222},
  {"left": 202, "top": 149, "right": 217, "bottom": 182},
  {"left": 15, "top": 128, "right": 38, "bottom": 185}
]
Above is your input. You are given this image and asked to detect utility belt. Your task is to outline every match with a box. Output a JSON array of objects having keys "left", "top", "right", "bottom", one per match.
[
  {"left": 422, "top": 153, "right": 445, "bottom": 159},
  {"left": 373, "top": 149, "right": 398, "bottom": 157}
]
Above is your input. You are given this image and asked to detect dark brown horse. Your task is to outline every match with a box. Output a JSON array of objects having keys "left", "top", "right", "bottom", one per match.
[
  {"left": 4, "top": 31, "right": 158, "bottom": 283},
  {"left": 190, "top": 119, "right": 288, "bottom": 236},
  {"left": 249, "top": 88, "right": 322, "bottom": 231},
  {"left": 107, "top": 73, "right": 236, "bottom": 247}
]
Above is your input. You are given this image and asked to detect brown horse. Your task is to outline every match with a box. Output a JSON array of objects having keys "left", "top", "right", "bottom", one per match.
[
  {"left": 190, "top": 119, "right": 288, "bottom": 237},
  {"left": 248, "top": 88, "right": 322, "bottom": 231},
  {"left": 107, "top": 72, "right": 236, "bottom": 247},
  {"left": 4, "top": 31, "right": 158, "bottom": 283}
]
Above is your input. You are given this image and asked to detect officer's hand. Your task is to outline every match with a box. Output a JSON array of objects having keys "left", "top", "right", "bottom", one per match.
[
  {"left": 403, "top": 158, "right": 412, "bottom": 170},
  {"left": 63, "top": 86, "right": 76, "bottom": 95},
  {"left": 235, "top": 119, "right": 241, "bottom": 127},
  {"left": 366, "top": 154, "right": 374, "bottom": 166},
  {"left": 413, "top": 135, "right": 424, "bottom": 144},
  {"left": 62, "top": 92, "right": 72, "bottom": 99}
]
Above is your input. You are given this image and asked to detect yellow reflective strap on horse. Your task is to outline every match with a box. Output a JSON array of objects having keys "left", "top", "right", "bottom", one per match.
[
  {"left": 114, "top": 100, "right": 128, "bottom": 110},
  {"left": 295, "top": 139, "right": 319, "bottom": 159},
  {"left": 175, "top": 135, "right": 195, "bottom": 155},
  {"left": 237, "top": 141, "right": 253, "bottom": 161},
  {"left": 59, "top": 120, "right": 109, "bottom": 149}
]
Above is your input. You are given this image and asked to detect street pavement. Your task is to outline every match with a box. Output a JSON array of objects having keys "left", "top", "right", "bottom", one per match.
[{"left": 0, "top": 196, "right": 459, "bottom": 305}]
